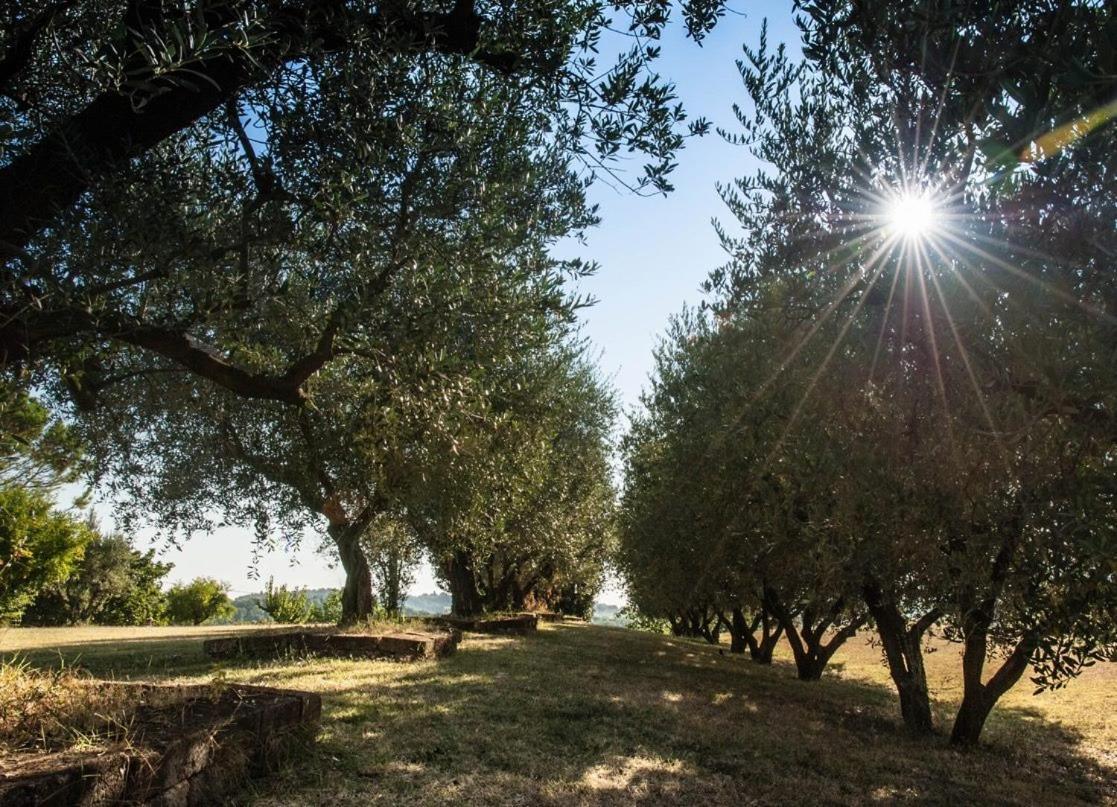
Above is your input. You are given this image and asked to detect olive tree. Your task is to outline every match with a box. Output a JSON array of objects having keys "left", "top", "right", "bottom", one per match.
[
  {"left": 707, "top": 8, "right": 1117, "bottom": 742},
  {"left": 1, "top": 0, "right": 728, "bottom": 402},
  {"left": 413, "top": 339, "right": 616, "bottom": 616}
]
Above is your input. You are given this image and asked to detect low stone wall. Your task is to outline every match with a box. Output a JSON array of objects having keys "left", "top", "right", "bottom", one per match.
[
  {"left": 431, "top": 613, "right": 539, "bottom": 635},
  {"left": 533, "top": 612, "right": 564, "bottom": 623},
  {"left": 0, "top": 683, "right": 320, "bottom": 806},
  {"left": 203, "top": 629, "right": 459, "bottom": 662}
]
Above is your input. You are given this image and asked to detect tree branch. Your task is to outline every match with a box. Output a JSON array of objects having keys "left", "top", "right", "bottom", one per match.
[
  {"left": 0, "top": 1, "right": 76, "bottom": 93},
  {"left": 0, "top": 0, "right": 520, "bottom": 253}
]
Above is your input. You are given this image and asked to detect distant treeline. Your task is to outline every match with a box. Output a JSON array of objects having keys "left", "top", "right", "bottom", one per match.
[{"left": 221, "top": 590, "right": 454, "bottom": 624}]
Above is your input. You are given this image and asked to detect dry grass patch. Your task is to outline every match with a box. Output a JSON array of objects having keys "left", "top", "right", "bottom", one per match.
[
  {"left": 0, "top": 662, "right": 137, "bottom": 755},
  {"left": 3, "top": 622, "right": 1114, "bottom": 805}
]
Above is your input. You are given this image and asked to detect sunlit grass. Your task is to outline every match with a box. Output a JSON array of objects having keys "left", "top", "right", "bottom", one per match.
[{"left": 3, "top": 622, "right": 1113, "bottom": 805}]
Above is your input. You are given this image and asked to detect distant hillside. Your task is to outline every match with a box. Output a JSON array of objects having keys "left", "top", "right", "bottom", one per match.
[
  {"left": 591, "top": 602, "right": 627, "bottom": 626},
  {"left": 221, "top": 589, "right": 453, "bottom": 622},
  {"left": 221, "top": 589, "right": 619, "bottom": 623},
  {"left": 402, "top": 592, "right": 451, "bottom": 616}
]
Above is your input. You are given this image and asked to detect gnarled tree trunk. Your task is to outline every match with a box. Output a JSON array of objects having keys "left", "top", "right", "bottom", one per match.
[
  {"left": 332, "top": 523, "right": 374, "bottom": 624},
  {"left": 862, "top": 578, "right": 939, "bottom": 736},
  {"left": 765, "top": 587, "right": 866, "bottom": 681},
  {"left": 744, "top": 607, "right": 783, "bottom": 664},
  {"left": 950, "top": 627, "right": 1037, "bottom": 746},
  {"left": 445, "top": 550, "right": 484, "bottom": 617},
  {"left": 721, "top": 606, "right": 782, "bottom": 660},
  {"left": 949, "top": 524, "right": 1034, "bottom": 746}
]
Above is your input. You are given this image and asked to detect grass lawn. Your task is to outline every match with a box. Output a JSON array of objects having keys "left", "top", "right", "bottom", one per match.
[{"left": 2, "top": 622, "right": 1113, "bottom": 805}]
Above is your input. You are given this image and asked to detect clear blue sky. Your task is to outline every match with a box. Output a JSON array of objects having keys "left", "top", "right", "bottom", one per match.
[
  {"left": 104, "top": 2, "right": 802, "bottom": 602},
  {"left": 566, "top": 1, "right": 800, "bottom": 414}
]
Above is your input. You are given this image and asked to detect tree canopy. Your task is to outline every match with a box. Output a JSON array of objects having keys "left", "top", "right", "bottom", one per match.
[
  {"left": 22, "top": 525, "right": 172, "bottom": 625},
  {"left": 619, "top": 3, "right": 1117, "bottom": 746},
  {"left": 0, "top": 485, "right": 93, "bottom": 621},
  {"left": 1, "top": 0, "right": 728, "bottom": 408}
]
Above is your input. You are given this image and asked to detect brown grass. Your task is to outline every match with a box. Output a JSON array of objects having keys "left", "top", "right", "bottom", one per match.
[
  {"left": 0, "top": 662, "right": 136, "bottom": 755},
  {"left": 2, "top": 622, "right": 1114, "bottom": 805}
]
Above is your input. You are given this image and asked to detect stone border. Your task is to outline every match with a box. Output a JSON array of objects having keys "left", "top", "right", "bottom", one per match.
[
  {"left": 203, "top": 629, "right": 460, "bottom": 662},
  {"left": 0, "top": 682, "right": 320, "bottom": 806},
  {"left": 430, "top": 613, "right": 539, "bottom": 635}
]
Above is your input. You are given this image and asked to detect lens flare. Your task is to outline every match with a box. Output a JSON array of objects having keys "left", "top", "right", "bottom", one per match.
[{"left": 884, "top": 193, "right": 938, "bottom": 241}]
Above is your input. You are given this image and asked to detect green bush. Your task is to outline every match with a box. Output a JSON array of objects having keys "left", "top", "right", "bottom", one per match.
[
  {"left": 165, "top": 578, "right": 234, "bottom": 625},
  {"left": 0, "top": 487, "right": 92, "bottom": 622}
]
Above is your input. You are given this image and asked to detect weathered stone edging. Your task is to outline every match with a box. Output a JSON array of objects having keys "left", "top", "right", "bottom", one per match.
[
  {"left": 203, "top": 629, "right": 460, "bottom": 662},
  {"left": 430, "top": 613, "right": 539, "bottom": 635},
  {"left": 0, "top": 683, "right": 320, "bottom": 806}
]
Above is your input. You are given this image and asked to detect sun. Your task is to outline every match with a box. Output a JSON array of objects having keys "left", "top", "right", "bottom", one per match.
[{"left": 884, "top": 192, "right": 939, "bottom": 241}]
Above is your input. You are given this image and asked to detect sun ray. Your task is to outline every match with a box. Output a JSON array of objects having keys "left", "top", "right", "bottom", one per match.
[
  {"left": 868, "top": 259, "right": 904, "bottom": 384},
  {"left": 911, "top": 240, "right": 957, "bottom": 455},
  {"left": 768, "top": 251, "right": 893, "bottom": 459},
  {"left": 923, "top": 234, "right": 995, "bottom": 320},
  {"left": 936, "top": 229, "right": 1115, "bottom": 324},
  {"left": 916, "top": 37, "right": 964, "bottom": 180},
  {"left": 752, "top": 232, "right": 900, "bottom": 402},
  {"left": 919, "top": 239, "right": 1012, "bottom": 472}
]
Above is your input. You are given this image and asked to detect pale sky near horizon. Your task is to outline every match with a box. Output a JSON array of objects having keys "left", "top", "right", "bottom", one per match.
[{"left": 87, "top": 2, "right": 802, "bottom": 605}]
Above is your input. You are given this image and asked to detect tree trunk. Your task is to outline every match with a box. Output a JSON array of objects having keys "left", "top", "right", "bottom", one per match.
[
  {"left": 745, "top": 608, "right": 783, "bottom": 664},
  {"left": 446, "top": 550, "right": 484, "bottom": 617},
  {"left": 726, "top": 608, "right": 747, "bottom": 654},
  {"left": 950, "top": 631, "right": 1036, "bottom": 746},
  {"left": 764, "top": 587, "right": 865, "bottom": 681},
  {"left": 383, "top": 558, "right": 402, "bottom": 618},
  {"left": 698, "top": 607, "right": 721, "bottom": 645},
  {"left": 687, "top": 609, "right": 702, "bottom": 637},
  {"left": 332, "top": 524, "right": 374, "bottom": 624},
  {"left": 862, "top": 581, "right": 939, "bottom": 736},
  {"left": 949, "top": 526, "right": 1033, "bottom": 746}
]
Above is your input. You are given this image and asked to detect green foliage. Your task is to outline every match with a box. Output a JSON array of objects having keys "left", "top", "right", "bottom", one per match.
[
  {"left": 620, "top": 3, "right": 1117, "bottom": 741},
  {"left": 617, "top": 606, "right": 670, "bottom": 635},
  {"left": 414, "top": 338, "right": 617, "bottom": 616},
  {"left": 164, "top": 578, "right": 235, "bottom": 626},
  {"left": 0, "top": 487, "right": 93, "bottom": 622},
  {"left": 2, "top": 0, "right": 728, "bottom": 412},
  {"left": 22, "top": 526, "right": 171, "bottom": 626},
  {"left": 364, "top": 516, "right": 421, "bottom": 618},
  {"left": 0, "top": 383, "right": 86, "bottom": 498},
  {"left": 257, "top": 577, "right": 312, "bottom": 624},
  {"left": 309, "top": 589, "right": 344, "bottom": 624}
]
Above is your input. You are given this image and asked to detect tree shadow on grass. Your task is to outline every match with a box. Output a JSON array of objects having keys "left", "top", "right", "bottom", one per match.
[
  {"left": 8, "top": 624, "right": 1113, "bottom": 805},
  {"left": 251, "top": 625, "right": 1114, "bottom": 806}
]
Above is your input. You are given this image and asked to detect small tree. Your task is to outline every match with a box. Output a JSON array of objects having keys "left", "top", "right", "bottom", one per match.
[
  {"left": 23, "top": 528, "right": 171, "bottom": 626},
  {"left": 257, "top": 577, "right": 312, "bottom": 624},
  {"left": 365, "top": 517, "right": 421, "bottom": 619},
  {"left": 309, "top": 590, "right": 343, "bottom": 624},
  {"left": 165, "top": 578, "right": 234, "bottom": 626},
  {"left": 0, "top": 486, "right": 92, "bottom": 622}
]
